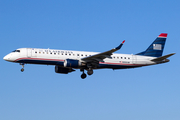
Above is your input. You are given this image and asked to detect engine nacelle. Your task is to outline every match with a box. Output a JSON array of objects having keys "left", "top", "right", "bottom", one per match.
[
  {"left": 55, "top": 66, "right": 75, "bottom": 74},
  {"left": 64, "top": 59, "right": 82, "bottom": 68}
]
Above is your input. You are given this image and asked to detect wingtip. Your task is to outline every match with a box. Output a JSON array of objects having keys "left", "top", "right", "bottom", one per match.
[{"left": 115, "top": 40, "right": 125, "bottom": 50}]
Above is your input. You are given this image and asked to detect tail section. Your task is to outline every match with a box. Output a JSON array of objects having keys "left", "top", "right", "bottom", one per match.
[{"left": 136, "top": 33, "right": 167, "bottom": 57}]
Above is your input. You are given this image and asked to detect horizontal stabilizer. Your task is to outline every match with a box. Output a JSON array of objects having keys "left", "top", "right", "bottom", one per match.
[{"left": 151, "top": 53, "right": 175, "bottom": 62}]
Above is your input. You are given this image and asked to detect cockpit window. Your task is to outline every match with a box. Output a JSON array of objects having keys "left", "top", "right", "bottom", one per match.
[{"left": 12, "top": 50, "right": 20, "bottom": 52}]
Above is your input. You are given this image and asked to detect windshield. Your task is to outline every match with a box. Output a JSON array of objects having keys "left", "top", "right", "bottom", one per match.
[{"left": 12, "top": 50, "right": 20, "bottom": 52}]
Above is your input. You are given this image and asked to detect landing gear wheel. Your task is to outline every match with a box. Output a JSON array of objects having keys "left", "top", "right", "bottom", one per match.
[
  {"left": 87, "top": 70, "right": 93, "bottom": 75},
  {"left": 21, "top": 68, "right": 24, "bottom": 72},
  {"left": 87, "top": 67, "right": 93, "bottom": 75},
  {"left": 81, "top": 73, "right": 87, "bottom": 79}
]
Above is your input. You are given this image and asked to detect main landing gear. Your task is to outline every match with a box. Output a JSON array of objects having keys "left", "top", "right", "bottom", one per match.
[
  {"left": 87, "top": 68, "right": 93, "bottom": 75},
  {"left": 80, "top": 68, "right": 94, "bottom": 79},
  {"left": 20, "top": 63, "right": 25, "bottom": 72},
  {"left": 80, "top": 69, "right": 87, "bottom": 79}
]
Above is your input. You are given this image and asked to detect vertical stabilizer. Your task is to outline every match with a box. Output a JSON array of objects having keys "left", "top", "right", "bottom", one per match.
[{"left": 136, "top": 33, "right": 167, "bottom": 57}]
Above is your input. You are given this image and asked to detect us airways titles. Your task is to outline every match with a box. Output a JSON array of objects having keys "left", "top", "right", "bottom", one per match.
[{"left": 36, "top": 49, "right": 74, "bottom": 54}]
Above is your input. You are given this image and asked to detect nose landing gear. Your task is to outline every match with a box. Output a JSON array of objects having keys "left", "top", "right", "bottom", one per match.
[{"left": 20, "top": 63, "right": 25, "bottom": 72}]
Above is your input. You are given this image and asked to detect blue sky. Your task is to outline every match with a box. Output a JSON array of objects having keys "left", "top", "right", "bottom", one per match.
[{"left": 0, "top": 0, "right": 179, "bottom": 120}]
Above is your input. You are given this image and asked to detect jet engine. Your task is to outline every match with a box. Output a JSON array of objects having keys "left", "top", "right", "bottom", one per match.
[
  {"left": 55, "top": 65, "right": 75, "bottom": 74},
  {"left": 64, "top": 59, "right": 82, "bottom": 68}
]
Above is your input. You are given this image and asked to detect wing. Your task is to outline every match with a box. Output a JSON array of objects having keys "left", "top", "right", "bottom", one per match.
[{"left": 81, "top": 40, "right": 125, "bottom": 62}]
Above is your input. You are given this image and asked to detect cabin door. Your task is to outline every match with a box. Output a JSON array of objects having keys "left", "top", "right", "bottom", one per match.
[{"left": 27, "top": 48, "right": 32, "bottom": 58}]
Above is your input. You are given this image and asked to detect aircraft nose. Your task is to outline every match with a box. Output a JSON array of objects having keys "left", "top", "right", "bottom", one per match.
[{"left": 3, "top": 55, "right": 10, "bottom": 61}]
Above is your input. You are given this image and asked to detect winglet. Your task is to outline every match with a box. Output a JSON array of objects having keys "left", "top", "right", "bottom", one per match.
[{"left": 115, "top": 40, "right": 125, "bottom": 50}]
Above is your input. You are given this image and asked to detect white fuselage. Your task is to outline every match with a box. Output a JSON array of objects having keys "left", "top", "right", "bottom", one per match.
[
  {"left": 4, "top": 48, "right": 158, "bottom": 69},
  {"left": 3, "top": 33, "right": 173, "bottom": 79}
]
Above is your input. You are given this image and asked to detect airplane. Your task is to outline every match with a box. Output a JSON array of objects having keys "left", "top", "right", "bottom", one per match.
[{"left": 3, "top": 33, "right": 175, "bottom": 79}]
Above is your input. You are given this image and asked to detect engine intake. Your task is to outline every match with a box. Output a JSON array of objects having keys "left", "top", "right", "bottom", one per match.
[{"left": 64, "top": 59, "right": 82, "bottom": 68}]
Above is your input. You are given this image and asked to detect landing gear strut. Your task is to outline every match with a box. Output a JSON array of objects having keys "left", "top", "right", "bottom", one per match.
[{"left": 20, "top": 63, "right": 24, "bottom": 72}]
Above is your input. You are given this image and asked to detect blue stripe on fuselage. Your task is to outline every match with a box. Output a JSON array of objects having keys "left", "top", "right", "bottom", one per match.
[
  {"left": 16, "top": 59, "right": 64, "bottom": 66},
  {"left": 98, "top": 63, "right": 140, "bottom": 69}
]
